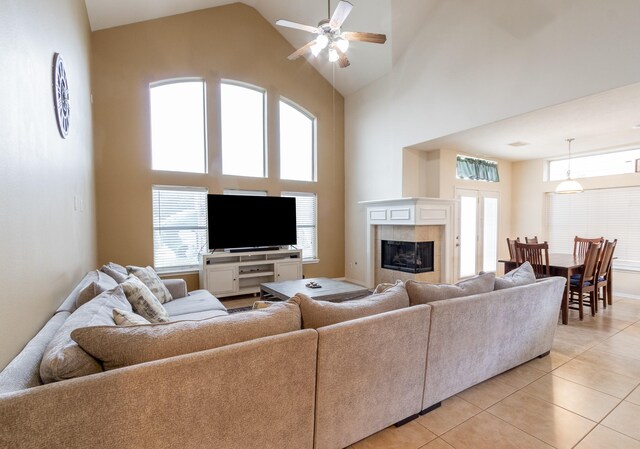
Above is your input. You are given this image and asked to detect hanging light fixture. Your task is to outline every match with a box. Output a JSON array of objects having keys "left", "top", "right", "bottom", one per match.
[{"left": 555, "top": 138, "right": 584, "bottom": 194}]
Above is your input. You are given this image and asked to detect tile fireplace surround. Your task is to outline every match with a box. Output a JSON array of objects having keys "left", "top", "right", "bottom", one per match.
[{"left": 360, "top": 198, "right": 456, "bottom": 288}]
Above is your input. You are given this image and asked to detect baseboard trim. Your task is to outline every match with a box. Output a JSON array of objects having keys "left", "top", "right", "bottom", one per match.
[
  {"left": 419, "top": 402, "right": 441, "bottom": 415},
  {"left": 394, "top": 413, "right": 419, "bottom": 427},
  {"left": 614, "top": 291, "right": 640, "bottom": 300}
]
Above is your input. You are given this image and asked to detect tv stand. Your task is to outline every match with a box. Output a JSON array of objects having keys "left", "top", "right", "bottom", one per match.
[
  {"left": 199, "top": 248, "right": 303, "bottom": 298},
  {"left": 227, "top": 246, "right": 281, "bottom": 253}
]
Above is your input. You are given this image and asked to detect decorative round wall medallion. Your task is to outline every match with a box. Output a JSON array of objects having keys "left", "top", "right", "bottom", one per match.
[{"left": 53, "top": 53, "right": 70, "bottom": 138}]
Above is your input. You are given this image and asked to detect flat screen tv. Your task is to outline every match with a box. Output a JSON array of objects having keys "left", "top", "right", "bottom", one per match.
[{"left": 207, "top": 194, "right": 297, "bottom": 251}]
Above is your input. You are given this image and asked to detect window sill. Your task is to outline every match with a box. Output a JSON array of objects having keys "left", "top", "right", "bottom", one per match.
[
  {"left": 157, "top": 268, "right": 199, "bottom": 277},
  {"left": 303, "top": 258, "right": 320, "bottom": 265}
]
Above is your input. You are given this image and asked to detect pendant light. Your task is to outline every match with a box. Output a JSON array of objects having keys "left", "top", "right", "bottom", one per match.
[{"left": 555, "top": 138, "right": 583, "bottom": 194}]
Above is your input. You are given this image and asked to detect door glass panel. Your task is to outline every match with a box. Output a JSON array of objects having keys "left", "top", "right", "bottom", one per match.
[
  {"left": 482, "top": 197, "right": 498, "bottom": 272},
  {"left": 459, "top": 196, "right": 477, "bottom": 277}
]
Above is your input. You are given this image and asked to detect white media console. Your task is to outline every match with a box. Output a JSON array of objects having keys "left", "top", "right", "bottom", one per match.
[{"left": 199, "top": 248, "right": 303, "bottom": 298}]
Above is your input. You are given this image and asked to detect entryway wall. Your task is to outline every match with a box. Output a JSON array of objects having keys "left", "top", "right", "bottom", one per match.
[{"left": 401, "top": 148, "right": 513, "bottom": 277}]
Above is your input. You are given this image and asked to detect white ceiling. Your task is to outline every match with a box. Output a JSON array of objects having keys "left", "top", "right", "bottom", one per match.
[
  {"left": 83, "top": 0, "right": 640, "bottom": 162},
  {"left": 409, "top": 82, "right": 640, "bottom": 161},
  {"left": 83, "top": 0, "right": 416, "bottom": 96}
]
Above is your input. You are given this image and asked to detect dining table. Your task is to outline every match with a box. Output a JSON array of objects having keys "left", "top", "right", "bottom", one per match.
[{"left": 499, "top": 253, "right": 611, "bottom": 325}]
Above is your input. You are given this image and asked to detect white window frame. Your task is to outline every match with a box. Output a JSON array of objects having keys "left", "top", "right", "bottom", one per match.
[
  {"left": 546, "top": 186, "right": 640, "bottom": 271},
  {"left": 282, "top": 191, "right": 318, "bottom": 261},
  {"left": 149, "top": 78, "right": 208, "bottom": 174},
  {"left": 279, "top": 97, "right": 317, "bottom": 182},
  {"left": 152, "top": 185, "right": 208, "bottom": 273},
  {"left": 220, "top": 80, "right": 267, "bottom": 178},
  {"left": 223, "top": 189, "right": 267, "bottom": 196},
  {"left": 548, "top": 148, "right": 640, "bottom": 181}
]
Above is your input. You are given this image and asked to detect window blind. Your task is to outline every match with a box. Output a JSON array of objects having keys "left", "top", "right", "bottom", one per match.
[
  {"left": 223, "top": 189, "right": 267, "bottom": 196},
  {"left": 282, "top": 192, "right": 317, "bottom": 260},
  {"left": 547, "top": 186, "right": 640, "bottom": 270},
  {"left": 152, "top": 186, "right": 208, "bottom": 272}
]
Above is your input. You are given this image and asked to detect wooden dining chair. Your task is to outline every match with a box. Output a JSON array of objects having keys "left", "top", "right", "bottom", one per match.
[
  {"left": 573, "top": 236, "right": 604, "bottom": 258},
  {"left": 506, "top": 237, "right": 520, "bottom": 260},
  {"left": 515, "top": 242, "right": 550, "bottom": 278},
  {"left": 524, "top": 236, "right": 538, "bottom": 244},
  {"left": 569, "top": 241, "right": 601, "bottom": 320},
  {"left": 595, "top": 239, "right": 617, "bottom": 311}
]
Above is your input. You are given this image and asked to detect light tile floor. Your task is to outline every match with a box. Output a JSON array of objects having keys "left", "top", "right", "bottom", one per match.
[{"left": 349, "top": 296, "right": 640, "bottom": 449}]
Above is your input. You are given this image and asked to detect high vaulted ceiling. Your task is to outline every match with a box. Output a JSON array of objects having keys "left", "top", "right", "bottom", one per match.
[
  {"left": 84, "top": 0, "right": 640, "bottom": 161},
  {"left": 84, "top": 0, "right": 426, "bottom": 96}
]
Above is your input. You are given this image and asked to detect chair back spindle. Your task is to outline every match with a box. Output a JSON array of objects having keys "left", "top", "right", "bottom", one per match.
[
  {"left": 574, "top": 236, "right": 604, "bottom": 258},
  {"left": 506, "top": 237, "right": 520, "bottom": 260},
  {"left": 515, "top": 242, "right": 550, "bottom": 278},
  {"left": 524, "top": 236, "right": 538, "bottom": 244}
]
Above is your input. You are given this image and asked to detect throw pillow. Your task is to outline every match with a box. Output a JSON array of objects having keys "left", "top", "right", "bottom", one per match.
[
  {"left": 121, "top": 275, "right": 169, "bottom": 323},
  {"left": 494, "top": 262, "right": 536, "bottom": 290},
  {"left": 112, "top": 308, "right": 150, "bottom": 326},
  {"left": 291, "top": 282, "right": 409, "bottom": 329},
  {"left": 406, "top": 272, "right": 495, "bottom": 305},
  {"left": 100, "top": 263, "right": 128, "bottom": 284},
  {"left": 71, "top": 300, "right": 301, "bottom": 371},
  {"left": 40, "top": 285, "right": 130, "bottom": 383},
  {"left": 127, "top": 265, "right": 173, "bottom": 304},
  {"left": 75, "top": 280, "right": 110, "bottom": 308},
  {"left": 373, "top": 279, "right": 403, "bottom": 294}
]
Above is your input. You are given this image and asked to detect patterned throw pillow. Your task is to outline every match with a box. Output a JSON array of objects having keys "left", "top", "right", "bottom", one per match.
[
  {"left": 112, "top": 308, "right": 151, "bottom": 326},
  {"left": 127, "top": 265, "right": 173, "bottom": 304},
  {"left": 100, "top": 264, "right": 128, "bottom": 283},
  {"left": 121, "top": 275, "right": 169, "bottom": 323}
]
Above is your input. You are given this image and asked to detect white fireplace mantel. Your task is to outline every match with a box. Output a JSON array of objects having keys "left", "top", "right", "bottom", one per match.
[{"left": 359, "top": 197, "right": 456, "bottom": 288}]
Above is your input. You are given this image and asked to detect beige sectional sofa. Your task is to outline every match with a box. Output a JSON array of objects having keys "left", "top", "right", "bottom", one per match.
[{"left": 0, "top": 266, "right": 565, "bottom": 449}]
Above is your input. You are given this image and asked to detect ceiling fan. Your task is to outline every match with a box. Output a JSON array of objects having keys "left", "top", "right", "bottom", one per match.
[{"left": 276, "top": 0, "right": 387, "bottom": 68}]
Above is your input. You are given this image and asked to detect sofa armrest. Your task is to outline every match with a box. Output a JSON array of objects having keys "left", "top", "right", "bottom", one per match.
[
  {"left": 162, "top": 278, "right": 188, "bottom": 299},
  {"left": 0, "top": 330, "right": 318, "bottom": 449}
]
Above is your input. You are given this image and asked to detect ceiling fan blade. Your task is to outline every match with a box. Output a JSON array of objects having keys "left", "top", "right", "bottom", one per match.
[
  {"left": 276, "top": 19, "right": 318, "bottom": 34},
  {"left": 330, "top": 1, "right": 353, "bottom": 29},
  {"left": 336, "top": 47, "right": 350, "bottom": 68},
  {"left": 287, "top": 40, "right": 315, "bottom": 60},
  {"left": 342, "top": 31, "right": 387, "bottom": 44}
]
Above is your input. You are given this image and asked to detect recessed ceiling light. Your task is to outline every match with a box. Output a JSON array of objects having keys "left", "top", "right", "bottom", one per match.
[{"left": 508, "top": 141, "right": 529, "bottom": 147}]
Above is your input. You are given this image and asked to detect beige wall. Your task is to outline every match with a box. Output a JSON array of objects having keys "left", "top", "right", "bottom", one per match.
[
  {"left": 92, "top": 4, "right": 345, "bottom": 283},
  {"left": 345, "top": 0, "right": 640, "bottom": 285},
  {"left": 513, "top": 158, "right": 640, "bottom": 297},
  {"left": 0, "top": 0, "right": 95, "bottom": 369}
]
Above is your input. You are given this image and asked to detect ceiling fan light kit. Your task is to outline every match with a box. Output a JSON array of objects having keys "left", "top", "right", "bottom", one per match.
[
  {"left": 555, "top": 138, "right": 584, "bottom": 194},
  {"left": 276, "top": 0, "right": 386, "bottom": 68}
]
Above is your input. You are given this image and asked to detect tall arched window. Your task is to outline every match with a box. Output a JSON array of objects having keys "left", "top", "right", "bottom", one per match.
[
  {"left": 220, "top": 81, "right": 266, "bottom": 177},
  {"left": 149, "top": 79, "right": 207, "bottom": 173},
  {"left": 279, "top": 98, "right": 316, "bottom": 182}
]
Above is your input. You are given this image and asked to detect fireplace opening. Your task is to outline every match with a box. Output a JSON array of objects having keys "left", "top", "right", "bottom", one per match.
[{"left": 381, "top": 240, "right": 434, "bottom": 274}]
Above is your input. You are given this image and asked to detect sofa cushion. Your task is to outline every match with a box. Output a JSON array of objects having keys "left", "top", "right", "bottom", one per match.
[
  {"left": 71, "top": 300, "right": 301, "bottom": 371},
  {"left": 76, "top": 275, "right": 118, "bottom": 308},
  {"left": 127, "top": 265, "right": 173, "bottom": 304},
  {"left": 56, "top": 270, "right": 118, "bottom": 313},
  {"left": 373, "top": 279, "right": 403, "bottom": 294},
  {"left": 167, "top": 310, "right": 229, "bottom": 321},
  {"left": 495, "top": 262, "right": 536, "bottom": 290},
  {"left": 121, "top": 275, "right": 169, "bottom": 323},
  {"left": 291, "top": 282, "right": 410, "bottom": 329},
  {"left": 40, "top": 286, "right": 130, "bottom": 383},
  {"left": 112, "top": 308, "right": 150, "bottom": 326},
  {"left": 406, "top": 272, "right": 495, "bottom": 305},
  {"left": 100, "top": 263, "right": 128, "bottom": 283},
  {"left": 162, "top": 290, "right": 227, "bottom": 317}
]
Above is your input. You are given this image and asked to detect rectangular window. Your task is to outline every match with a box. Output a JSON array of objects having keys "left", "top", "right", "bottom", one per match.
[
  {"left": 282, "top": 192, "right": 317, "bottom": 260},
  {"left": 150, "top": 80, "right": 207, "bottom": 173},
  {"left": 280, "top": 98, "right": 316, "bottom": 181},
  {"left": 456, "top": 155, "right": 500, "bottom": 182},
  {"left": 221, "top": 81, "right": 266, "bottom": 178},
  {"left": 547, "top": 186, "right": 640, "bottom": 270},
  {"left": 549, "top": 148, "right": 640, "bottom": 181},
  {"left": 152, "top": 186, "right": 208, "bottom": 272}
]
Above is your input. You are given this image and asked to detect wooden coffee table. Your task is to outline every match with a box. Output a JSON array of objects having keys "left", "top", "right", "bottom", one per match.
[{"left": 260, "top": 277, "right": 370, "bottom": 303}]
